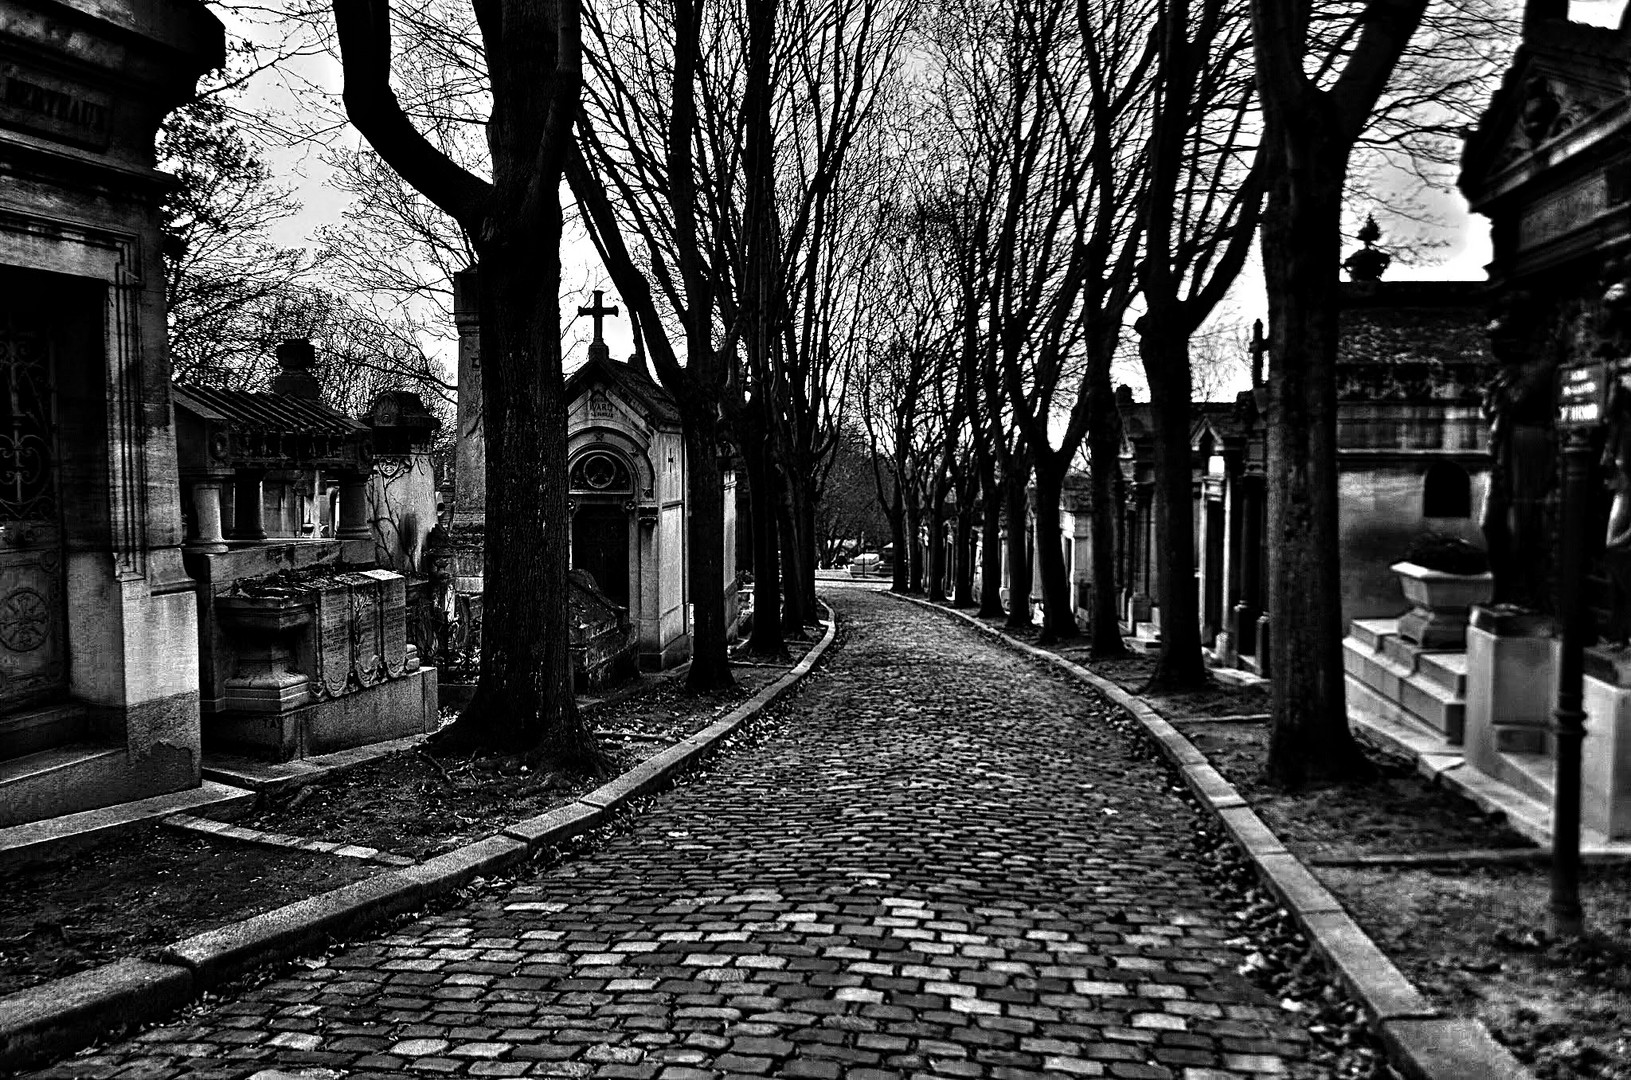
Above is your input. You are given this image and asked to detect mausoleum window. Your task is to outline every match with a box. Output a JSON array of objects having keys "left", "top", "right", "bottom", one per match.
[
  {"left": 1423, "top": 461, "right": 1472, "bottom": 519},
  {"left": 570, "top": 449, "right": 634, "bottom": 494}
]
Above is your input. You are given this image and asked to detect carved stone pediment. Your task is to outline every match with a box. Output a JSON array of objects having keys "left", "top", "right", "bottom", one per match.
[{"left": 1461, "top": 21, "right": 1631, "bottom": 196}]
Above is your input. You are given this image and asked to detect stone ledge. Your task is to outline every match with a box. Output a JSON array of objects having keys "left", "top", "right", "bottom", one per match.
[
  {"left": 161, "top": 872, "right": 428, "bottom": 988},
  {"left": 897, "top": 595, "right": 1535, "bottom": 1080},
  {"left": 503, "top": 800, "right": 606, "bottom": 847},
  {"left": 0, "top": 960, "right": 194, "bottom": 1072},
  {"left": 394, "top": 834, "right": 530, "bottom": 893},
  {"left": 1380, "top": 1017, "right": 1534, "bottom": 1080},
  {"left": 0, "top": 781, "right": 256, "bottom": 869}
]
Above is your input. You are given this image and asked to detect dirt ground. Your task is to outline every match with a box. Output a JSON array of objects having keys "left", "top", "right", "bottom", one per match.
[
  {"left": 0, "top": 641, "right": 811, "bottom": 1001},
  {"left": 966, "top": 606, "right": 1631, "bottom": 1079},
  {"left": 0, "top": 831, "right": 374, "bottom": 997},
  {"left": 231, "top": 663, "right": 793, "bottom": 862}
]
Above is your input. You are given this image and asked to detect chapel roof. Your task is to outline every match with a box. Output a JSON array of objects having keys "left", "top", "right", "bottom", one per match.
[{"left": 566, "top": 352, "right": 681, "bottom": 427}]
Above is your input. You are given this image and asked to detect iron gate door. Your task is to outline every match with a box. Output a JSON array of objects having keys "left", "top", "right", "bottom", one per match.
[{"left": 0, "top": 284, "right": 67, "bottom": 709}]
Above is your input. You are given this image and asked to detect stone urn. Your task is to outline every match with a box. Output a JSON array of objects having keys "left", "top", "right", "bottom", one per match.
[{"left": 1392, "top": 561, "right": 1495, "bottom": 649}]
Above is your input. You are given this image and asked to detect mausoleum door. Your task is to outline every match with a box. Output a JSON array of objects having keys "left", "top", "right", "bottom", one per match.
[
  {"left": 0, "top": 280, "right": 68, "bottom": 710},
  {"left": 573, "top": 502, "right": 631, "bottom": 611}
]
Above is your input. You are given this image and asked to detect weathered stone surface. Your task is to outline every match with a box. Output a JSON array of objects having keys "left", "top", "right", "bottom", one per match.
[{"left": 0, "top": 960, "right": 192, "bottom": 1071}]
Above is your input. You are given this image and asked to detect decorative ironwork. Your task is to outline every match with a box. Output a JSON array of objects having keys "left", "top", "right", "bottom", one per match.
[
  {"left": 0, "top": 313, "right": 58, "bottom": 527},
  {"left": 0, "top": 587, "right": 50, "bottom": 651},
  {"left": 0, "top": 291, "right": 65, "bottom": 707},
  {"left": 570, "top": 449, "right": 633, "bottom": 494}
]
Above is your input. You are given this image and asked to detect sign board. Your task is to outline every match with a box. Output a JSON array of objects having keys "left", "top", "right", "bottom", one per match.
[{"left": 1558, "top": 361, "right": 1611, "bottom": 430}]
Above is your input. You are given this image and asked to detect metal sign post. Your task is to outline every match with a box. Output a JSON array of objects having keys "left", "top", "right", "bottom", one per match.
[{"left": 1552, "top": 359, "right": 1615, "bottom": 937}]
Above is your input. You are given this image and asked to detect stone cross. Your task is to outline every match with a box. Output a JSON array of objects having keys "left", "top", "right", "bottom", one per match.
[{"left": 578, "top": 289, "right": 620, "bottom": 345}]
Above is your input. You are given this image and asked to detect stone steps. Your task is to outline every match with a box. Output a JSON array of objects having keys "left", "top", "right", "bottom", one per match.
[
  {"left": 0, "top": 703, "right": 89, "bottom": 761},
  {"left": 1342, "top": 620, "right": 1465, "bottom": 742},
  {"left": 0, "top": 743, "right": 129, "bottom": 829},
  {"left": 1499, "top": 749, "right": 1556, "bottom": 808}
]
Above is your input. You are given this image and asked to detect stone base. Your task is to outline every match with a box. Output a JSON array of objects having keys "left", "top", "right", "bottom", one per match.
[
  {"left": 1396, "top": 605, "right": 1471, "bottom": 650},
  {"left": 1464, "top": 611, "right": 1555, "bottom": 780},
  {"left": 1581, "top": 675, "right": 1631, "bottom": 840},
  {"left": 641, "top": 632, "right": 692, "bottom": 672},
  {"left": 204, "top": 668, "right": 439, "bottom": 763},
  {"left": 0, "top": 693, "right": 203, "bottom": 829},
  {"left": 223, "top": 671, "right": 310, "bottom": 713}
]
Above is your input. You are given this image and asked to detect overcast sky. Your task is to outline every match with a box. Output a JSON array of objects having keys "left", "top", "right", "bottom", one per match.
[{"left": 244, "top": 0, "right": 1631, "bottom": 400}]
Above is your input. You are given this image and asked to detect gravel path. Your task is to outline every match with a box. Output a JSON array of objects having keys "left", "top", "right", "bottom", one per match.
[{"left": 28, "top": 587, "right": 1312, "bottom": 1079}]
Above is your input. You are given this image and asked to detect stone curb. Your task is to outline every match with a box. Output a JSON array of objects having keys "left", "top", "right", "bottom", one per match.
[
  {"left": 894, "top": 595, "right": 1534, "bottom": 1080},
  {"left": 0, "top": 608, "right": 838, "bottom": 1073}
]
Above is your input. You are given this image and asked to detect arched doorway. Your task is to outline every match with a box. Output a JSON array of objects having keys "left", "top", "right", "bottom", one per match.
[{"left": 569, "top": 448, "right": 634, "bottom": 609}]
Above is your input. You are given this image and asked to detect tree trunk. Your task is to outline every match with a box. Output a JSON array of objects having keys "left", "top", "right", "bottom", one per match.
[
  {"left": 1144, "top": 327, "right": 1209, "bottom": 690},
  {"left": 683, "top": 418, "right": 734, "bottom": 690},
  {"left": 978, "top": 460, "right": 1005, "bottom": 617},
  {"left": 1260, "top": 137, "right": 1368, "bottom": 786},
  {"left": 953, "top": 495, "right": 977, "bottom": 607},
  {"left": 889, "top": 477, "right": 909, "bottom": 593},
  {"left": 778, "top": 478, "right": 810, "bottom": 636},
  {"left": 1032, "top": 453, "right": 1078, "bottom": 644},
  {"left": 439, "top": 247, "right": 605, "bottom": 773},
  {"left": 799, "top": 484, "right": 819, "bottom": 620},
  {"left": 746, "top": 439, "right": 786, "bottom": 656},
  {"left": 927, "top": 484, "right": 949, "bottom": 602},
  {"left": 1004, "top": 461, "right": 1032, "bottom": 629},
  {"left": 1087, "top": 386, "right": 1127, "bottom": 658},
  {"left": 906, "top": 484, "right": 924, "bottom": 593}
]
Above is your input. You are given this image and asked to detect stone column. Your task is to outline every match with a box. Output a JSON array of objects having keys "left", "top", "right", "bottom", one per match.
[
  {"left": 337, "top": 476, "right": 371, "bottom": 540},
  {"left": 231, "top": 470, "right": 267, "bottom": 541},
  {"left": 188, "top": 480, "right": 229, "bottom": 552},
  {"left": 453, "top": 268, "right": 486, "bottom": 528},
  {"left": 1234, "top": 475, "right": 1265, "bottom": 659}
]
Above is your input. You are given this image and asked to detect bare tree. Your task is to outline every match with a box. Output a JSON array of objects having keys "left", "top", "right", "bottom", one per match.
[
  {"left": 1135, "top": 0, "right": 1262, "bottom": 690},
  {"left": 1253, "top": 0, "right": 1430, "bottom": 786},
  {"left": 331, "top": 0, "right": 605, "bottom": 769}
]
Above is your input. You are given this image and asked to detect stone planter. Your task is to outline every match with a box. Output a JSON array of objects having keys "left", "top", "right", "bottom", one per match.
[{"left": 1392, "top": 561, "right": 1495, "bottom": 649}]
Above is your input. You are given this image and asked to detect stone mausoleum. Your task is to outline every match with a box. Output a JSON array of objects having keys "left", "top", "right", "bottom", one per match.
[
  {"left": 172, "top": 342, "right": 441, "bottom": 763},
  {"left": 0, "top": 0, "right": 222, "bottom": 825},
  {"left": 1344, "top": 0, "right": 1631, "bottom": 843},
  {"left": 0, "top": 0, "right": 445, "bottom": 827},
  {"left": 1101, "top": 277, "right": 1494, "bottom": 675},
  {"left": 449, "top": 274, "right": 740, "bottom": 687}
]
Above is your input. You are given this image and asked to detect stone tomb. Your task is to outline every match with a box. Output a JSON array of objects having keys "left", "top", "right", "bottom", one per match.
[
  {"left": 449, "top": 272, "right": 741, "bottom": 685},
  {"left": 1343, "top": 3, "right": 1631, "bottom": 842},
  {"left": 0, "top": 0, "right": 222, "bottom": 825},
  {"left": 173, "top": 350, "right": 439, "bottom": 761}
]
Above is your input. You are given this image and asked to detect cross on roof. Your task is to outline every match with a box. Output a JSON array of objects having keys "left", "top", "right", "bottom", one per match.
[{"left": 578, "top": 289, "right": 620, "bottom": 345}]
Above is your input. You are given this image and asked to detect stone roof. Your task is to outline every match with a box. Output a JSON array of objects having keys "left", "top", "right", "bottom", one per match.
[
  {"left": 173, "top": 385, "right": 367, "bottom": 437},
  {"left": 566, "top": 353, "right": 681, "bottom": 427}
]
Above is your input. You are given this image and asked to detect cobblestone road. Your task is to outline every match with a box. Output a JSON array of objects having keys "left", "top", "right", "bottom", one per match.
[{"left": 32, "top": 587, "right": 1313, "bottom": 1080}]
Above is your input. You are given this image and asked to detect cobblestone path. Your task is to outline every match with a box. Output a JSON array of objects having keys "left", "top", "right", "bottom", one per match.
[{"left": 34, "top": 588, "right": 1313, "bottom": 1080}]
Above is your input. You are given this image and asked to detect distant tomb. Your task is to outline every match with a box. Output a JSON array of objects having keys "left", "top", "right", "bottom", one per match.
[
  {"left": 448, "top": 273, "right": 741, "bottom": 688},
  {"left": 172, "top": 341, "right": 441, "bottom": 761}
]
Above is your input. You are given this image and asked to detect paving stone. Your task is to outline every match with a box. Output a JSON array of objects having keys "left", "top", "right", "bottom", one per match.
[{"left": 16, "top": 591, "right": 1313, "bottom": 1080}]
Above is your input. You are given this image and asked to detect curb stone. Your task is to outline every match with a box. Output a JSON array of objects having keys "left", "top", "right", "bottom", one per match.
[
  {"left": 0, "top": 961, "right": 192, "bottom": 1071},
  {"left": 894, "top": 594, "right": 1535, "bottom": 1080},
  {"left": 0, "top": 606, "right": 838, "bottom": 1073}
]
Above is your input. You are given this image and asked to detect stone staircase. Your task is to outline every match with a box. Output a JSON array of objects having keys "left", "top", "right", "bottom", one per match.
[{"left": 1343, "top": 617, "right": 1467, "bottom": 742}]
